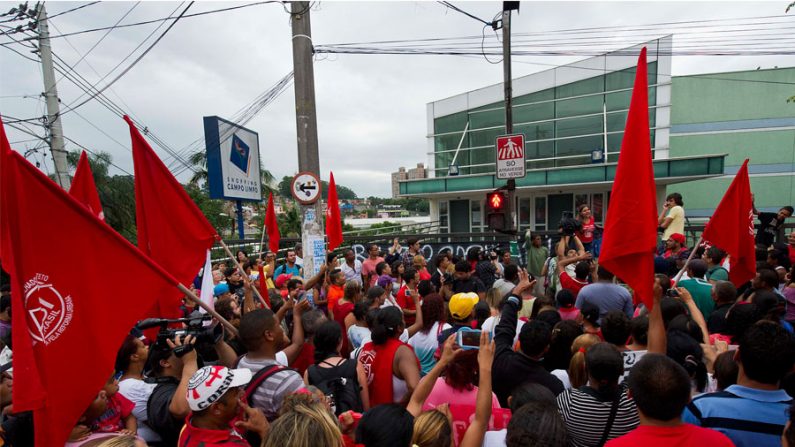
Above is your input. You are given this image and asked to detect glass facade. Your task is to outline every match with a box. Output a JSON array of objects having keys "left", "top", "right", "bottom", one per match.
[{"left": 433, "top": 62, "right": 659, "bottom": 174}]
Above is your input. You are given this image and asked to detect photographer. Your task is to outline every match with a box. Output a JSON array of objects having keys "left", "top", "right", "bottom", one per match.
[
  {"left": 556, "top": 221, "right": 586, "bottom": 260},
  {"left": 145, "top": 326, "right": 237, "bottom": 445}
]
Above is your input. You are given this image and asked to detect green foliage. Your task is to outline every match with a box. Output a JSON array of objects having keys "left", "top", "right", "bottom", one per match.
[
  {"left": 278, "top": 205, "right": 302, "bottom": 237},
  {"left": 184, "top": 183, "right": 227, "bottom": 234},
  {"left": 366, "top": 197, "right": 429, "bottom": 213},
  {"left": 187, "top": 150, "right": 276, "bottom": 198}
]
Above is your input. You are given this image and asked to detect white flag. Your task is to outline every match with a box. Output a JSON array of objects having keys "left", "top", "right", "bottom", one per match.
[{"left": 199, "top": 249, "right": 214, "bottom": 314}]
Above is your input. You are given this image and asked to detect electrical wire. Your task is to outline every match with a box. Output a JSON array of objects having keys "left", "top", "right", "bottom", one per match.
[
  {"left": 438, "top": 2, "right": 492, "bottom": 27},
  {"left": 46, "top": 2, "right": 101, "bottom": 20}
]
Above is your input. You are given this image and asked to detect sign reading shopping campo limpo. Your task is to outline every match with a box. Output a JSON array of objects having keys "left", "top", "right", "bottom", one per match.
[
  {"left": 24, "top": 273, "right": 73, "bottom": 345},
  {"left": 203, "top": 116, "right": 263, "bottom": 202}
]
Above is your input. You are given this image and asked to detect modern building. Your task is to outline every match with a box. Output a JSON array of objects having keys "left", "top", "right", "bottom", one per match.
[
  {"left": 397, "top": 37, "right": 795, "bottom": 233},
  {"left": 391, "top": 163, "right": 427, "bottom": 198}
]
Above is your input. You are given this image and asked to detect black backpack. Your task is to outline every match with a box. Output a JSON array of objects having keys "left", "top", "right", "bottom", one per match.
[{"left": 307, "top": 358, "right": 363, "bottom": 416}]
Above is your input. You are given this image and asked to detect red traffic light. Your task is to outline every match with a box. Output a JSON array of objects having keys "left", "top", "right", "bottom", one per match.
[{"left": 487, "top": 191, "right": 504, "bottom": 211}]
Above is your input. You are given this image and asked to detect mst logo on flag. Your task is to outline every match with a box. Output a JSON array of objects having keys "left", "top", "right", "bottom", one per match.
[
  {"left": 229, "top": 133, "right": 251, "bottom": 175},
  {"left": 23, "top": 273, "right": 73, "bottom": 345}
]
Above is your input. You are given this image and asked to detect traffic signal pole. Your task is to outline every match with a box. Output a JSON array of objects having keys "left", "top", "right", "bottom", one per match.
[{"left": 501, "top": 3, "right": 518, "bottom": 231}]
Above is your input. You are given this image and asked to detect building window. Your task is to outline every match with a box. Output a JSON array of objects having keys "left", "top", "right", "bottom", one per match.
[
  {"left": 519, "top": 198, "right": 531, "bottom": 231},
  {"left": 439, "top": 200, "right": 449, "bottom": 233},
  {"left": 592, "top": 193, "right": 604, "bottom": 223},
  {"left": 535, "top": 197, "right": 547, "bottom": 231},
  {"left": 471, "top": 200, "right": 482, "bottom": 232}
]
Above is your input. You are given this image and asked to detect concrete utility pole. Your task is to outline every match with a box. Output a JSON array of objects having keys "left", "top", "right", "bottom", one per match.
[
  {"left": 502, "top": 7, "right": 513, "bottom": 135},
  {"left": 37, "top": 5, "right": 71, "bottom": 190},
  {"left": 290, "top": 1, "right": 324, "bottom": 290}
]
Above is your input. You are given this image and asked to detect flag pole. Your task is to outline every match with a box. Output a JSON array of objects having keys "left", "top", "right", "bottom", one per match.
[
  {"left": 176, "top": 283, "right": 239, "bottom": 337},
  {"left": 672, "top": 236, "right": 704, "bottom": 284},
  {"left": 218, "top": 239, "right": 269, "bottom": 308},
  {"left": 259, "top": 222, "right": 267, "bottom": 255}
]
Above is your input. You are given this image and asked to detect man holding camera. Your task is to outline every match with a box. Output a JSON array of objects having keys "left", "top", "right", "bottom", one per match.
[{"left": 145, "top": 331, "right": 237, "bottom": 446}]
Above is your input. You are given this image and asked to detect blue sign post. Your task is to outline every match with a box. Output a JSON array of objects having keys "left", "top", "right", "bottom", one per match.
[{"left": 235, "top": 200, "right": 245, "bottom": 240}]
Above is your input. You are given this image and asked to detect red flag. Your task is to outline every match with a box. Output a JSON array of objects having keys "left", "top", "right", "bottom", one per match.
[
  {"left": 326, "top": 172, "right": 343, "bottom": 251},
  {"left": 69, "top": 151, "right": 104, "bottom": 220},
  {"left": 599, "top": 47, "right": 659, "bottom": 310},
  {"left": 126, "top": 115, "right": 217, "bottom": 320},
  {"left": 702, "top": 159, "right": 756, "bottom": 286},
  {"left": 265, "top": 192, "right": 280, "bottom": 253},
  {"left": 0, "top": 116, "right": 179, "bottom": 447}
]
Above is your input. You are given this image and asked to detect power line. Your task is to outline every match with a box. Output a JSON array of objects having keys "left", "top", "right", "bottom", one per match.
[
  {"left": 46, "top": 2, "right": 101, "bottom": 20},
  {"left": 438, "top": 2, "right": 493, "bottom": 27},
  {"left": 58, "top": 2, "right": 195, "bottom": 117}
]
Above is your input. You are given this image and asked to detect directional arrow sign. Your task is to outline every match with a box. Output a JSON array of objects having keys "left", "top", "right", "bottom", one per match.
[{"left": 291, "top": 172, "right": 322, "bottom": 205}]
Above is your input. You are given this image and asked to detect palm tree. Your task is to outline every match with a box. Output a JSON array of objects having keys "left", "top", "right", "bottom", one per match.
[{"left": 187, "top": 150, "right": 276, "bottom": 198}]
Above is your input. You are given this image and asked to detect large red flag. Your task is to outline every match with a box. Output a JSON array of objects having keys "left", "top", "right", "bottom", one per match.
[
  {"left": 0, "top": 116, "right": 180, "bottom": 447},
  {"left": 702, "top": 159, "right": 756, "bottom": 286},
  {"left": 69, "top": 150, "right": 105, "bottom": 220},
  {"left": 126, "top": 115, "right": 217, "bottom": 320},
  {"left": 326, "top": 172, "right": 343, "bottom": 251},
  {"left": 599, "top": 47, "right": 659, "bottom": 310},
  {"left": 265, "top": 192, "right": 280, "bottom": 253}
]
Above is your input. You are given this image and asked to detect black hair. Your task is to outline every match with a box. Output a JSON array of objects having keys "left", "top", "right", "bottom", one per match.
[
  {"left": 146, "top": 343, "right": 174, "bottom": 377},
  {"left": 224, "top": 267, "right": 237, "bottom": 278},
  {"left": 375, "top": 261, "right": 388, "bottom": 276},
  {"left": 353, "top": 301, "right": 369, "bottom": 321},
  {"left": 666, "top": 192, "right": 683, "bottom": 206},
  {"left": 364, "top": 308, "right": 380, "bottom": 329},
  {"left": 507, "top": 382, "right": 556, "bottom": 412},
  {"left": 580, "top": 302, "right": 600, "bottom": 327},
  {"left": 454, "top": 260, "right": 470, "bottom": 273},
  {"left": 239, "top": 309, "right": 277, "bottom": 352},
  {"left": 753, "top": 290, "right": 783, "bottom": 322},
  {"left": 655, "top": 274, "right": 672, "bottom": 296},
  {"left": 356, "top": 404, "right": 414, "bottom": 447},
  {"left": 543, "top": 320, "right": 583, "bottom": 371},
  {"left": 714, "top": 281, "right": 737, "bottom": 304},
  {"left": 660, "top": 297, "right": 687, "bottom": 328},
  {"left": 504, "top": 264, "right": 519, "bottom": 282},
  {"left": 574, "top": 261, "right": 590, "bottom": 280},
  {"left": 627, "top": 354, "right": 691, "bottom": 421},
  {"left": 783, "top": 206, "right": 795, "bottom": 215},
  {"left": 366, "top": 286, "right": 386, "bottom": 303},
  {"left": 536, "top": 310, "right": 562, "bottom": 328},
  {"left": 420, "top": 294, "right": 446, "bottom": 333},
  {"left": 601, "top": 310, "right": 632, "bottom": 347},
  {"left": 406, "top": 237, "right": 419, "bottom": 247},
  {"left": 506, "top": 402, "right": 568, "bottom": 447},
  {"left": 390, "top": 260, "right": 404, "bottom": 277},
  {"left": 114, "top": 335, "right": 139, "bottom": 374},
  {"left": 739, "top": 321, "right": 795, "bottom": 385},
  {"left": 0, "top": 295, "right": 10, "bottom": 314},
  {"left": 667, "top": 314, "right": 705, "bottom": 344},
  {"left": 432, "top": 253, "right": 448, "bottom": 269},
  {"left": 687, "top": 259, "right": 708, "bottom": 279},
  {"left": 473, "top": 301, "right": 491, "bottom": 329},
  {"left": 313, "top": 320, "right": 342, "bottom": 364},
  {"left": 556, "top": 289, "right": 575, "bottom": 308},
  {"left": 705, "top": 246, "right": 726, "bottom": 265},
  {"left": 726, "top": 303, "right": 761, "bottom": 343},
  {"left": 371, "top": 306, "right": 403, "bottom": 345},
  {"left": 518, "top": 320, "right": 552, "bottom": 358},
  {"left": 630, "top": 316, "right": 649, "bottom": 346},
  {"left": 466, "top": 247, "right": 480, "bottom": 263},
  {"left": 585, "top": 343, "right": 624, "bottom": 393},
  {"left": 757, "top": 268, "right": 780, "bottom": 289},
  {"left": 286, "top": 278, "right": 303, "bottom": 292},
  {"left": 713, "top": 351, "right": 739, "bottom": 391},
  {"left": 402, "top": 268, "right": 418, "bottom": 284},
  {"left": 666, "top": 329, "right": 708, "bottom": 392},
  {"left": 417, "top": 279, "right": 434, "bottom": 297},
  {"left": 597, "top": 266, "right": 615, "bottom": 281}
]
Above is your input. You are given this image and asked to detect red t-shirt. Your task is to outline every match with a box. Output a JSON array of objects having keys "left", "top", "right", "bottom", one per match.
[
  {"left": 559, "top": 272, "right": 588, "bottom": 297},
  {"left": 93, "top": 393, "right": 134, "bottom": 433},
  {"left": 419, "top": 268, "right": 432, "bottom": 282},
  {"left": 395, "top": 285, "right": 417, "bottom": 326},
  {"left": 577, "top": 217, "right": 596, "bottom": 243},
  {"left": 327, "top": 284, "right": 345, "bottom": 313},
  {"left": 178, "top": 416, "right": 251, "bottom": 446},
  {"left": 605, "top": 424, "right": 734, "bottom": 447}
]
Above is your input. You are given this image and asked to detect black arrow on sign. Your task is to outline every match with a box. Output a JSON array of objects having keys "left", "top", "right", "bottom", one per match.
[{"left": 299, "top": 182, "right": 316, "bottom": 197}]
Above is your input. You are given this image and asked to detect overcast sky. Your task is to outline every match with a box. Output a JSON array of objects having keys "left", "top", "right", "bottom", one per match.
[{"left": 2, "top": 1, "right": 793, "bottom": 197}]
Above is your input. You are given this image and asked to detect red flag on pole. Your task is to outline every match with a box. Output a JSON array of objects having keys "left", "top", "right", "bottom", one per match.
[
  {"left": 125, "top": 115, "right": 217, "bottom": 320},
  {"left": 326, "top": 172, "right": 343, "bottom": 251},
  {"left": 0, "top": 116, "right": 180, "bottom": 447},
  {"left": 598, "top": 47, "right": 659, "bottom": 310},
  {"left": 69, "top": 151, "right": 105, "bottom": 220},
  {"left": 702, "top": 159, "right": 756, "bottom": 286},
  {"left": 265, "top": 192, "right": 280, "bottom": 253}
]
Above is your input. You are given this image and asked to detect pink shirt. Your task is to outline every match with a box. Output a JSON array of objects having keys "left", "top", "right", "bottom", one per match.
[
  {"left": 422, "top": 378, "right": 501, "bottom": 412},
  {"left": 362, "top": 257, "right": 385, "bottom": 287},
  {"left": 559, "top": 307, "right": 581, "bottom": 321}
]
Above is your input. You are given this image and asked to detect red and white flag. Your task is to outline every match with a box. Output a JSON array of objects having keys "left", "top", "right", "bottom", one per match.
[{"left": 0, "top": 116, "right": 180, "bottom": 447}]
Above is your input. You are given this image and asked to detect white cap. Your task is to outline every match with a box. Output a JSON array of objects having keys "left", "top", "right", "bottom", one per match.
[{"left": 186, "top": 365, "right": 252, "bottom": 411}]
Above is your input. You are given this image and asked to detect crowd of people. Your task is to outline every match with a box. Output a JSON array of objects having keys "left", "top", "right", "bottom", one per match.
[{"left": 1, "top": 194, "right": 795, "bottom": 447}]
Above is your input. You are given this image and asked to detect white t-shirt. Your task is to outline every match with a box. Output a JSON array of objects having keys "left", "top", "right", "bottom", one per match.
[
  {"left": 481, "top": 315, "right": 524, "bottom": 345},
  {"left": 340, "top": 260, "right": 363, "bottom": 283},
  {"left": 482, "top": 429, "right": 507, "bottom": 447},
  {"left": 118, "top": 378, "right": 161, "bottom": 443},
  {"left": 409, "top": 321, "right": 452, "bottom": 375},
  {"left": 275, "top": 350, "right": 289, "bottom": 366},
  {"left": 551, "top": 369, "right": 572, "bottom": 390},
  {"left": 348, "top": 325, "right": 371, "bottom": 350}
]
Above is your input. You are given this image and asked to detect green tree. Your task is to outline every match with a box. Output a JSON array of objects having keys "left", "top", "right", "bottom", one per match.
[
  {"left": 184, "top": 183, "right": 227, "bottom": 234},
  {"left": 278, "top": 205, "right": 302, "bottom": 237}
]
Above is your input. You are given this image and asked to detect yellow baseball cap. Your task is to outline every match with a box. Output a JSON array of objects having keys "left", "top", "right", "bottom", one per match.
[{"left": 449, "top": 292, "right": 479, "bottom": 320}]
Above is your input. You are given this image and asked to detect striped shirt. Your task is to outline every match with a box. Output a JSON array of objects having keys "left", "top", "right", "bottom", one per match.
[
  {"left": 683, "top": 384, "right": 792, "bottom": 447},
  {"left": 237, "top": 356, "right": 305, "bottom": 421},
  {"left": 556, "top": 386, "right": 640, "bottom": 447}
]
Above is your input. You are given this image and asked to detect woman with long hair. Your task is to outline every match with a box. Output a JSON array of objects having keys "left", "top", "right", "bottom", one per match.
[
  {"left": 332, "top": 280, "right": 361, "bottom": 357},
  {"left": 408, "top": 293, "right": 451, "bottom": 375},
  {"left": 575, "top": 204, "right": 598, "bottom": 253},
  {"left": 305, "top": 320, "right": 369, "bottom": 415},
  {"left": 552, "top": 333, "right": 601, "bottom": 390},
  {"left": 556, "top": 343, "right": 639, "bottom": 446},
  {"left": 264, "top": 392, "right": 345, "bottom": 447},
  {"left": 356, "top": 306, "right": 421, "bottom": 406}
]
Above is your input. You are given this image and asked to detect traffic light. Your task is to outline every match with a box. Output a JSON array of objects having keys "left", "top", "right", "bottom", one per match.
[{"left": 486, "top": 190, "right": 507, "bottom": 231}]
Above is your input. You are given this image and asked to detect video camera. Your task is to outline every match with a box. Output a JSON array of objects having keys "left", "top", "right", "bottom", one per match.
[
  {"left": 136, "top": 314, "right": 221, "bottom": 351},
  {"left": 559, "top": 211, "right": 582, "bottom": 237}
]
